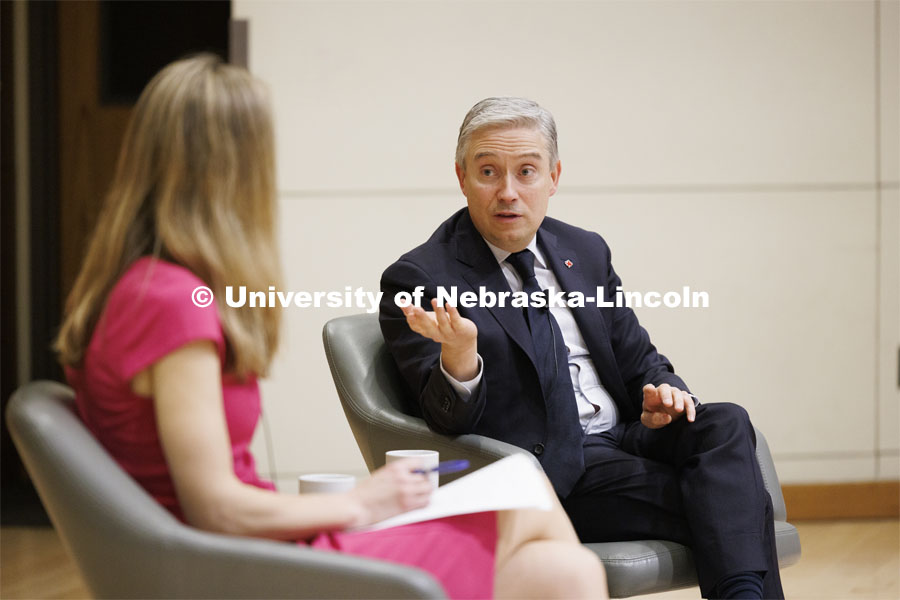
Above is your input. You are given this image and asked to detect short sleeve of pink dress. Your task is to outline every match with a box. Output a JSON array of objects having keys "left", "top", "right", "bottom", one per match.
[
  {"left": 68, "top": 257, "right": 274, "bottom": 520},
  {"left": 67, "top": 257, "right": 497, "bottom": 600}
]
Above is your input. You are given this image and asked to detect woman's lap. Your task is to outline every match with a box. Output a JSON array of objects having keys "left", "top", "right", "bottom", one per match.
[{"left": 309, "top": 511, "right": 497, "bottom": 599}]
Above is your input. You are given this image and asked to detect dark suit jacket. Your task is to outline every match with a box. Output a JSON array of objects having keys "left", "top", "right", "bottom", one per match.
[{"left": 379, "top": 208, "right": 688, "bottom": 466}]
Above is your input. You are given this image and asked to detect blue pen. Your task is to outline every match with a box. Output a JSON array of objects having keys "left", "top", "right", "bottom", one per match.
[{"left": 412, "top": 459, "right": 470, "bottom": 475}]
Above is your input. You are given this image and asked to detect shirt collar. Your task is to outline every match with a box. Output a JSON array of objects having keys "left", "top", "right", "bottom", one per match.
[{"left": 483, "top": 236, "right": 546, "bottom": 269}]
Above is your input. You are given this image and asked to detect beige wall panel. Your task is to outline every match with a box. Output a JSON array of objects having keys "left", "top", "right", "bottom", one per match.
[
  {"left": 251, "top": 193, "right": 464, "bottom": 477},
  {"left": 235, "top": 0, "right": 877, "bottom": 192},
  {"left": 881, "top": 0, "right": 899, "bottom": 182},
  {"left": 775, "top": 456, "right": 877, "bottom": 484},
  {"left": 249, "top": 190, "right": 878, "bottom": 481},
  {"left": 550, "top": 190, "right": 878, "bottom": 462},
  {"left": 878, "top": 454, "right": 900, "bottom": 480},
  {"left": 234, "top": 0, "right": 888, "bottom": 484},
  {"left": 880, "top": 190, "right": 900, "bottom": 457},
  {"left": 878, "top": 0, "right": 899, "bottom": 469}
]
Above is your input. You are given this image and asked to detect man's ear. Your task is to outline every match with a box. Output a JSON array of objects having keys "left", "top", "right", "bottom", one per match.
[
  {"left": 549, "top": 160, "right": 562, "bottom": 197},
  {"left": 455, "top": 162, "right": 467, "bottom": 196}
]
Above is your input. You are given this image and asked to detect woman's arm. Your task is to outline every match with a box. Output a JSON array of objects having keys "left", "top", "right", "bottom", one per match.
[{"left": 149, "top": 340, "right": 433, "bottom": 540}]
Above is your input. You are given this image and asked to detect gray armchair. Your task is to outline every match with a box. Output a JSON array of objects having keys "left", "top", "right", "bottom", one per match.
[
  {"left": 323, "top": 313, "right": 801, "bottom": 598},
  {"left": 6, "top": 381, "right": 447, "bottom": 599}
]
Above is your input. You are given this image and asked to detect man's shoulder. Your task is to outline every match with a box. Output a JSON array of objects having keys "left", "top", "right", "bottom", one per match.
[
  {"left": 388, "top": 207, "right": 469, "bottom": 267},
  {"left": 540, "top": 215, "right": 610, "bottom": 250}
]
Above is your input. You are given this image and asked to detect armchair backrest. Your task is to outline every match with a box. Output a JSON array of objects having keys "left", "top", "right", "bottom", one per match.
[
  {"left": 322, "top": 313, "right": 426, "bottom": 470},
  {"left": 6, "top": 381, "right": 186, "bottom": 597}
]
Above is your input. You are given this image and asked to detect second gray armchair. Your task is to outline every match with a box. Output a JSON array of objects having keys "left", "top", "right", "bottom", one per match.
[{"left": 323, "top": 313, "right": 801, "bottom": 598}]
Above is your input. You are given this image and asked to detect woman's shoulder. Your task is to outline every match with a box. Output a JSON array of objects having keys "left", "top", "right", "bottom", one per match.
[
  {"left": 106, "top": 256, "right": 219, "bottom": 325},
  {"left": 96, "top": 257, "right": 225, "bottom": 378},
  {"left": 114, "top": 256, "right": 208, "bottom": 302},
  {"left": 106, "top": 257, "right": 217, "bottom": 321}
]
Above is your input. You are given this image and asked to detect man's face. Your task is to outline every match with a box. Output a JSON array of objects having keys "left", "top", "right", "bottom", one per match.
[{"left": 456, "top": 126, "right": 561, "bottom": 253}]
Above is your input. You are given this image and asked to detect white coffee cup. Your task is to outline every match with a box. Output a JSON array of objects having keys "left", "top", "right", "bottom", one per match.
[
  {"left": 386, "top": 449, "right": 440, "bottom": 488},
  {"left": 298, "top": 473, "right": 356, "bottom": 494}
]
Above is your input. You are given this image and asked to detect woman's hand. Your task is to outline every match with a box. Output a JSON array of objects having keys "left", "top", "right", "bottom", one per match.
[{"left": 346, "top": 459, "right": 434, "bottom": 527}]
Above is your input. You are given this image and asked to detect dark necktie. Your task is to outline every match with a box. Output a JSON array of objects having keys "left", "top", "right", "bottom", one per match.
[
  {"left": 505, "top": 249, "right": 585, "bottom": 496},
  {"left": 505, "top": 250, "right": 560, "bottom": 396}
]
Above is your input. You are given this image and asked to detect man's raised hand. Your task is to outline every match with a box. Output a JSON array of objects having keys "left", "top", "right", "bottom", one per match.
[{"left": 401, "top": 299, "right": 479, "bottom": 381}]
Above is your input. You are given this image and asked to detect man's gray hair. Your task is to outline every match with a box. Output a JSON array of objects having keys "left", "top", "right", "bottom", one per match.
[{"left": 455, "top": 97, "right": 559, "bottom": 169}]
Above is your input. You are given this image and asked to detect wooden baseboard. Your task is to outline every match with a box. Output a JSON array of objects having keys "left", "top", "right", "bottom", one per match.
[{"left": 782, "top": 481, "right": 900, "bottom": 520}]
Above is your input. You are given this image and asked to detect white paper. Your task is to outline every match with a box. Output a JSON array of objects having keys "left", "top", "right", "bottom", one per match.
[{"left": 353, "top": 453, "right": 553, "bottom": 532}]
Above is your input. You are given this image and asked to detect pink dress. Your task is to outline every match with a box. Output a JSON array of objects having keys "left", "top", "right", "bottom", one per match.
[{"left": 68, "top": 257, "right": 496, "bottom": 600}]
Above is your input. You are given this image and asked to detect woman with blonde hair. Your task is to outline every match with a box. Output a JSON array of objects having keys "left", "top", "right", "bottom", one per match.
[{"left": 56, "top": 53, "right": 606, "bottom": 600}]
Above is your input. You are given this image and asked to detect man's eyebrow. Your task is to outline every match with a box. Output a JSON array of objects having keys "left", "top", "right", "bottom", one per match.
[{"left": 472, "top": 151, "right": 544, "bottom": 161}]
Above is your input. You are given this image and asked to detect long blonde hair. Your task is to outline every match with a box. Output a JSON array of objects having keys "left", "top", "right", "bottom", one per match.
[{"left": 56, "top": 54, "right": 281, "bottom": 377}]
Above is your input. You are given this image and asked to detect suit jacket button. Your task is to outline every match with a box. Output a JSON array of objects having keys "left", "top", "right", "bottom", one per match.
[
  {"left": 442, "top": 397, "right": 452, "bottom": 412},
  {"left": 532, "top": 443, "right": 545, "bottom": 456}
]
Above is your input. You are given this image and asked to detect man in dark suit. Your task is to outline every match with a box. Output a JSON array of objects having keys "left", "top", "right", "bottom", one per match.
[{"left": 379, "top": 97, "right": 784, "bottom": 599}]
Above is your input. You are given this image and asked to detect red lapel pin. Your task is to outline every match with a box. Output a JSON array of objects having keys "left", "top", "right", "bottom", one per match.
[{"left": 564, "top": 259, "right": 573, "bottom": 268}]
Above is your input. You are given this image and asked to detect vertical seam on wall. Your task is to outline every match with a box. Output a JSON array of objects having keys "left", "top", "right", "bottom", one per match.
[
  {"left": 873, "top": 0, "right": 882, "bottom": 478},
  {"left": 13, "top": 0, "right": 31, "bottom": 388}
]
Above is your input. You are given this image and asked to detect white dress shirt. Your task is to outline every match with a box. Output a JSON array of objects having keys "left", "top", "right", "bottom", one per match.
[{"left": 440, "top": 236, "right": 619, "bottom": 434}]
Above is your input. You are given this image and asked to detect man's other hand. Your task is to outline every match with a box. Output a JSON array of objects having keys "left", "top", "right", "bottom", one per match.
[
  {"left": 641, "top": 383, "right": 696, "bottom": 429},
  {"left": 401, "top": 299, "right": 479, "bottom": 381}
]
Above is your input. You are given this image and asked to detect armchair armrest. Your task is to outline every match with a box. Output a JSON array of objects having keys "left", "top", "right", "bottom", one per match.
[
  {"left": 159, "top": 527, "right": 447, "bottom": 599},
  {"left": 347, "top": 403, "right": 538, "bottom": 484},
  {"left": 753, "top": 426, "right": 788, "bottom": 522}
]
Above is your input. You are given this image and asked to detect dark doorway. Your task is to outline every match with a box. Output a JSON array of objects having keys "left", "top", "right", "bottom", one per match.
[{"left": 2, "top": 0, "right": 233, "bottom": 527}]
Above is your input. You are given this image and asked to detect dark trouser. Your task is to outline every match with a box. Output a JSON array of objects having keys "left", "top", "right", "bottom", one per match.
[{"left": 561, "top": 402, "right": 784, "bottom": 599}]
